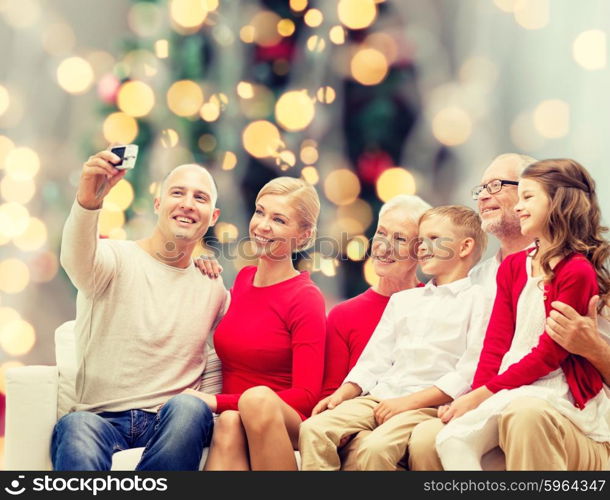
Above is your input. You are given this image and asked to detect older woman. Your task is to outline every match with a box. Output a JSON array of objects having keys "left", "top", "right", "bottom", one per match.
[{"left": 311, "top": 194, "right": 431, "bottom": 469}]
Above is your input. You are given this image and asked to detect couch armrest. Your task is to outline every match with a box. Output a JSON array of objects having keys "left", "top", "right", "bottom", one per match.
[{"left": 5, "top": 366, "right": 59, "bottom": 470}]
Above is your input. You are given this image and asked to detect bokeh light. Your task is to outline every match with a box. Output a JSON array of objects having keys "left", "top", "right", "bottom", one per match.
[
  {"left": 117, "top": 80, "right": 155, "bottom": 117},
  {"left": 533, "top": 99, "right": 570, "bottom": 138},
  {"left": 365, "top": 33, "right": 398, "bottom": 64},
  {"left": 0, "top": 202, "right": 30, "bottom": 238},
  {"left": 432, "top": 107, "right": 472, "bottom": 146},
  {"left": 0, "top": 259, "right": 30, "bottom": 294},
  {"left": 0, "top": 135, "right": 15, "bottom": 168},
  {"left": 493, "top": 0, "right": 519, "bottom": 12},
  {"left": 221, "top": 151, "right": 237, "bottom": 170},
  {"left": 4, "top": 147, "right": 40, "bottom": 181},
  {"left": 307, "top": 35, "right": 326, "bottom": 53},
  {"left": 0, "top": 318, "right": 35, "bottom": 356},
  {"left": 290, "top": 0, "right": 308, "bottom": 12},
  {"left": 122, "top": 49, "right": 160, "bottom": 79},
  {"left": 103, "top": 112, "right": 139, "bottom": 144},
  {"left": 87, "top": 51, "right": 116, "bottom": 77},
  {"left": 205, "top": 0, "right": 219, "bottom": 11},
  {"left": 98, "top": 205, "right": 126, "bottom": 236},
  {"left": 0, "top": 177, "right": 35, "bottom": 204},
  {"left": 242, "top": 120, "right": 284, "bottom": 158},
  {"left": 13, "top": 218, "right": 47, "bottom": 252},
  {"left": 338, "top": 199, "right": 374, "bottom": 234},
  {"left": 376, "top": 168, "right": 416, "bottom": 201},
  {"left": 237, "top": 82, "right": 254, "bottom": 99},
  {"left": 511, "top": 111, "right": 545, "bottom": 152},
  {"left": 351, "top": 48, "right": 388, "bottom": 85},
  {"left": 0, "top": 307, "right": 20, "bottom": 329},
  {"left": 278, "top": 19, "right": 296, "bottom": 37},
  {"left": 275, "top": 90, "right": 315, "bottom": 131},
  {"left": 573, "top": 30, "right": 606, "bottom": 70},
  {"left": 56, "top": 57, "right": 95, "bottom": 95},
  {"left": 329, "top": 25, "right": 346, "bottom": 45},
  {"left": 200, "top": 100, "right": 220, "bottom": 122},
  {"left": 250, "top": 11, "right": 282, "bottom": 47},
  {"left": 301, "top": 166, "right": 319, "bottom": 185},
  {"left": 324, "top": 169, "right": 361, "bottom": 205},
  {"left": 155, "top": 39, "right": 169, "bottom": 58},
  {"left": 347, "top": 235, "right": 369, "bottom": 261},
  {"left": 304, "top": 9, "right": 323, "bottom": 28},
  {"left": 108, "top": 228, "right": 127, "bottom": 240},
  {"left": 160, "top": 128, "right": 179, "bottom": 148},
  {"left": 239, "top": 25, "right": 255, "bottom": 44},
  {"left": 513, "top": 0, "right": 549, "bottom": 30},
  {"left": 338, "top": 0, "right": 377, "bottom": 30},
  {"left": 0, "top": 85, "right": 9, "bottom": 116},
  {"left": 170, "top": 0, "right": 208, "bottom": 30},
  {"left": 300, "top": 145, "right": 319, "bottom": 165},
  {"left": 167, "top": 80, "right": 204, "bottom": 117},
  {"left": 1, "top": 0, "right": 41, "bottom": 29},
  {"left": 105, "top": 179, "right": 135, "bottom": 211},
  {"left": 128, "top": 2, "right": 163, "bottom": 37},
  {"left": 28, "top": 251, "right": 59, "bottom": 283},
  {"left": 214, "top": 222, "right": 239, "bottom": 243},
  {"left": 363, "top": 257, "right": 380, "bottom": 286},
  {"left": 198, "top": 134, "right": 217, "bottom": 152}
]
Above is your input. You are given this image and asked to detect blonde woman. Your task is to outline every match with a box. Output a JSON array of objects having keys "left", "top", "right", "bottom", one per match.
[{"left": 189, "top": 177, "right": 325, "bottom": 470}]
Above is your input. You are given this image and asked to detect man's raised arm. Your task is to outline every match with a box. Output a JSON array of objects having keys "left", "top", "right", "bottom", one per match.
[{"left": 60, "top": 149, "right": 126, "bottom": 295}]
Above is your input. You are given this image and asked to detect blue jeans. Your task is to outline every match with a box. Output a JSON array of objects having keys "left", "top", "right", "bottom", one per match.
[{"left": 51, "top": 394, "right": 213, "bottom": 471}]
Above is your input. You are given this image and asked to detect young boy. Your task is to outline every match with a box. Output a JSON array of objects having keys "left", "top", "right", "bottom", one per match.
[{"left": 299, "top": 206, "right": 490, "bottom": 470}]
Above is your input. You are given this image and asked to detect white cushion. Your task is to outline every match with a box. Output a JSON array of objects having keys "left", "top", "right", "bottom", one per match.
[
  {"left": 54, "top": 320, "right": 77, "bottom": 418},
  {"left": 111, "top": 447, "right": 210, "bottom": 470},
  {"left": 5, "top": 366, "right": 59, "bottom": 470}
]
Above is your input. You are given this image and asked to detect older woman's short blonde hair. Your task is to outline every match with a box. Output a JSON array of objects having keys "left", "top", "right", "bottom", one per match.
[{"left": 256, "top": 177, "right": 320, "bottom": 251}]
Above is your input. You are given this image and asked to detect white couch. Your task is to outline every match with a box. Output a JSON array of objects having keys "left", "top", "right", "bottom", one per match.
[
  {"left": 5, "top": 321, "right": 507, "bottom": 471},
  {"left": 4, "top": 320, "right": 222, "bottom": 470}
]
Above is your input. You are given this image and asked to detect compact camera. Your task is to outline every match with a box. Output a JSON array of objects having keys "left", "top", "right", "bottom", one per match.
[{"left": 110, "top": 144, "right": 138, "bottom": 170}]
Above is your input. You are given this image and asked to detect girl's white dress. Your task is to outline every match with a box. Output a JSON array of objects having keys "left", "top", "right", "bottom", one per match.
[{"left": 436, "top": 256, "right": 610, "bottom": 470}]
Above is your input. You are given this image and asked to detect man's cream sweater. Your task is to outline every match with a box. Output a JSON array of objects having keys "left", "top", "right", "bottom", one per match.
[{"left": 60, "top": 201, "right": 228, "bottom": 413}]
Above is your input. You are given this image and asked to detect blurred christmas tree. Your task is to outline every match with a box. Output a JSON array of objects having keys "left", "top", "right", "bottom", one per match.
[{"left": 91, "top": 0, "right": 439, "bottom": 302}]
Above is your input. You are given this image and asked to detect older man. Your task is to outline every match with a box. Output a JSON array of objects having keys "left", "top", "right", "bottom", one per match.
[
  {"left": 409, "top": 153, "right": 610, "bottom": 470},
  {"left": 51, "top": 149, "right": 229, "bottom": 470}
]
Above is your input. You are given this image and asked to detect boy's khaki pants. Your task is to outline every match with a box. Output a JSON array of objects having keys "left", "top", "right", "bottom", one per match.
[
  {"left": 299, "top": 395, "right": 438, "bottom": 471},
  {"left": 407, "top": 397, "right": 610, "bottom": 470}
]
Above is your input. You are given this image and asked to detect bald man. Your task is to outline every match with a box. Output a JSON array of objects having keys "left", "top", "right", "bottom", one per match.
[{"left": 51, "top": 150, "right": 229, "bottom": 470}]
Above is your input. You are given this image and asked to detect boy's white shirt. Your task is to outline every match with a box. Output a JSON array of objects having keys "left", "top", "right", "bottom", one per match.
[{"left": 344, "top": 276, "right": 491, "bottom": 400}]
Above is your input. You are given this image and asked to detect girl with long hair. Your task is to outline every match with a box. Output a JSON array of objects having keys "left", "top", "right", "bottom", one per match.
[{"left": 435, "top": 158, "right": 610, "bottom": 470}]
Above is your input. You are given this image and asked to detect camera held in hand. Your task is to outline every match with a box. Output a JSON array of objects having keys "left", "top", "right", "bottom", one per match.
[{"left": 110, "top": 144, "right": 138, "bottom": 170}]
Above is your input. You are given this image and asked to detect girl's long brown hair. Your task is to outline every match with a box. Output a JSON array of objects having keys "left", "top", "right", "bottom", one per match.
[{"left": 521, "top": 159, "right": 610, "bottom": 313}]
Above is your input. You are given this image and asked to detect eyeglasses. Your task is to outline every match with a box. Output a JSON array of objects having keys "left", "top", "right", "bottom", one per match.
[{"left": 471, "top": 179, "right": 519, "bottom": 200}]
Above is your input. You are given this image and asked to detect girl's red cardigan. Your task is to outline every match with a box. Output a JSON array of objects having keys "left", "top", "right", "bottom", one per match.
[{"left": 472, "top": 249, "right": 603, "bottom": 409}]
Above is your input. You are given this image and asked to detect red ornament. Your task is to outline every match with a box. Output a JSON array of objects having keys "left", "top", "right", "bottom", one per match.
[
  {"left": 97, "top": 74, "right": 120, "bottom": 104},
  {"left": 357, "top": 150, "right": 393, "bottom": 185}
]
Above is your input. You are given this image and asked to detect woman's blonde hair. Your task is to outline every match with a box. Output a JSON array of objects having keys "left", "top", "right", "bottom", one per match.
[
  {"left": 256, "top": 177, "right": 320, "bottom": 251},
  {"left": 522, "top": 159, "right": 610, "bottom": 313}
]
